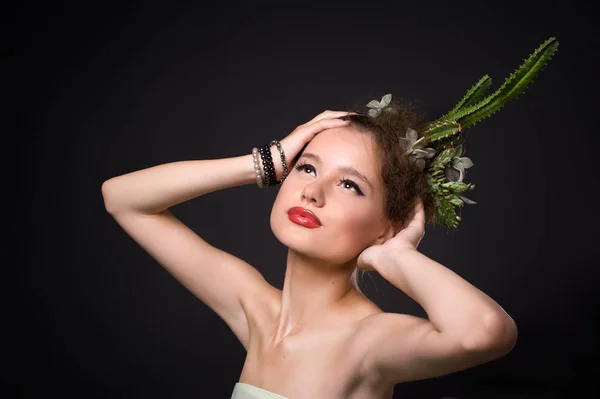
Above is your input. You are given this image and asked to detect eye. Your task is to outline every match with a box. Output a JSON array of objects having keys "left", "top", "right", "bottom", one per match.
[
  {"left": 338, "top": 178, "right": 364, "bottom": 196},
  {"left": 294, "top": 162, "right": 315, "bottom": 175},
  {"left": 294, "top": 162, "right": 365, "bottom": 196}
]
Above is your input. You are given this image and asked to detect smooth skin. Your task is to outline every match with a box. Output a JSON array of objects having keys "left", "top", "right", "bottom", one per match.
[{"left": 103, "top": 110, "right": 516, "bottom": 398}]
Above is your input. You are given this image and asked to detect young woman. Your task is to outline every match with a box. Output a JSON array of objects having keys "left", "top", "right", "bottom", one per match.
[{"left": 102, "top": 103, "right": 518, "bottom": 398}]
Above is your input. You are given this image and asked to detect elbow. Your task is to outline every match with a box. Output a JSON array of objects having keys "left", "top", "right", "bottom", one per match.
[
  {"left": 487, "top": 314, "right": 518, "bottom": 356},
  {"left": 101, "top": 180, "right": 119, "bottom": 214},
  {"left": 461, "top": 312, "right": 518, "bottom": 356}
]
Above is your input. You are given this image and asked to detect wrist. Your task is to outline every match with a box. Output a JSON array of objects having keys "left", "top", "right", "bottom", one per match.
[{"left": 375, "top": 247, "right": 418, "bottom": 274}]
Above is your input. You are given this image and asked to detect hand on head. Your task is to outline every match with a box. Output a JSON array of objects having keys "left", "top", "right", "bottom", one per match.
[
  {"left": 357, "top": 199, "right": 426, "bottom": 272},
  {"left": 272, "top": 111, "right": 353, "bottom": 181}
]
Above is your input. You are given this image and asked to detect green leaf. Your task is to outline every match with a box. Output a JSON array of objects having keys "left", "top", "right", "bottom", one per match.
[
  {"left": 449, "top": 196, "right": 464, "bottom": 206},
  {"left": 431, "top": 148, "right": 455, "bottom": 169},
  {"left": 436, "top": 197, "right": 459, "bottom": 228},
  {"left": 441, "top": 181, "right": 470, "bottom": 192}
]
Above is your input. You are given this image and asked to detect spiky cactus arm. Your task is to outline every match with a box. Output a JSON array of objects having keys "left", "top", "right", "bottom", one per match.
[
  {"left": 423, "top": 37, "right": 559, "bottom": 147},
  {"left": 418, "top": 37, "right": 558, "bottom": 228},
  {"left": 440, "top": 75, "right": 493, "bottom": 122},
  {"left": 459, "top": 37, "right": 559, "bottom": 129},
  {"left": 423, "top": 120, "right": 463, "bottom": 145}
]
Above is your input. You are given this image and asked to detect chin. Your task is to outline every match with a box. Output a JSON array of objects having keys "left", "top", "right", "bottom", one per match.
[
  {"left": 270, "top": 208, "right": 323, "bottom": 256},
  {"left": 270, "top": 210, "right": 362, "bottom": 265}
]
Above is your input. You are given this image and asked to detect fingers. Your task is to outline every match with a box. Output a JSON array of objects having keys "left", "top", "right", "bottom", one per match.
[
  {"left": 302, "top": 117, "right": 350, "bottom": 136},
  {"left": 307, "top": 110, "right": 353, "bottom": 124}
]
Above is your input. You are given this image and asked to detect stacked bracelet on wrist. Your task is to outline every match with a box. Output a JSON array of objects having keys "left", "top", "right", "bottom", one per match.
[
  {"left": 251, "top": 140, "right": 289, "bottom": 188},
  {"left": 270, "top": 140, "right": 288, "bottom": 184},
  {"left": 260, "top": 144, "right": 274, "bottom": 187},
  {"left": 251, "top": 147, "right": 265, "bottom": 188}
]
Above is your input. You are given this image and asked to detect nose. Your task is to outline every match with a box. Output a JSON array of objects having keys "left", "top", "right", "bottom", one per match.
[{"left": 300, "top": 181, "right": 324, "bottom": 207}]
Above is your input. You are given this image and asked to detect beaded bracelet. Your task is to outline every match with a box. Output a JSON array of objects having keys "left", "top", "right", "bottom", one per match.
[
  {"left": 252, "top": 140, "right": 289, "bottom": 188},
  {"left": 270, "top": 140, "right": 289, "bottom": 184},
  {"left": 251, "top": 147, "right": 264, "bottom": 188},
  {"left": 260, "top": 144, "right": 274, "bottom": 187},
  {"left": 257, "top": 146, "right": 267, "bottom": 187}
]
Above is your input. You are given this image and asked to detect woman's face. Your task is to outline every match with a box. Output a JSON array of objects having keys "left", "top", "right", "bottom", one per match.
[{"left": 271, "top": 126, "right": 392, "bottom": 266}]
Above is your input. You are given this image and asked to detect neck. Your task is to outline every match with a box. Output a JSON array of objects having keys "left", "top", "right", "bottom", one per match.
[{"left": 273, "top": 248, "right": 359, "bottom": 343}]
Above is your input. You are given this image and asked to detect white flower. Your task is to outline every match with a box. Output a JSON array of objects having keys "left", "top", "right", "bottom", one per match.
[
  {"left": 401, "top": 128, "right": 437, "bottom": 171},
  {"left": 366, "top": 93, "right": 392, "bottom": 117},
  {"left": 443, "top": 144, "right": 473, "bottom": 183}
]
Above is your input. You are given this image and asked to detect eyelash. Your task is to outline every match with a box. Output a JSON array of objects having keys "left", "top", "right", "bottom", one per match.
[{"left": 293, "top": 162, "right": 365, "bottom": 196}]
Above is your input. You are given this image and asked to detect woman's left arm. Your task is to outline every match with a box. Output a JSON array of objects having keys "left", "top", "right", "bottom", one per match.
[
  {"left": 353, "top": 201, "right": 517, "bottom": 384},
  {"left": 375, "top": 248, "right": 517, "bottom": 350}
]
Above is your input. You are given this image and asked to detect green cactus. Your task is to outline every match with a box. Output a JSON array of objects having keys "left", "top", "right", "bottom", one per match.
[{"left": 422, "top": 37, "right": 559, "bottom": 228}]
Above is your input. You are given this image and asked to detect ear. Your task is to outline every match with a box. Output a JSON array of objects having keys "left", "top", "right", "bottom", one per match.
[{"left": 374, "top": 222, "right": 397, "bottom": 245}]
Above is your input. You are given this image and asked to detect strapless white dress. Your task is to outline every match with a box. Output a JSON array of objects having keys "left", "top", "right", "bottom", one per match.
[{"left": 231, "top": 382, "right": 288, "bottom": 399}]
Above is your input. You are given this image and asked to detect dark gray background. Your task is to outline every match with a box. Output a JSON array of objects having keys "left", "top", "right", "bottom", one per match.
[{"left": 12, "top": 0, "right": 599, "bottom": 398}]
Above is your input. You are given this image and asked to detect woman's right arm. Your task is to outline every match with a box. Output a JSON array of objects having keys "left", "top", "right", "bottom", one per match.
[
  {"left": 101, "top": 112, "right": 350, "bottom": 349},
  {"left": 101, "top": 154, "right": 278, "bottom": 350},
  {"left": 102, "top": 154, "right": 273, "bottom": 215}
]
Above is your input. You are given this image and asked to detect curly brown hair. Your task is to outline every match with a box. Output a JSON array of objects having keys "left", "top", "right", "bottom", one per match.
[
  {"left": 342, "top": 98, "right": 441, "bottom": 296},
  {"left": 343, "top": 101, "right": 439, "bottom": 230}
]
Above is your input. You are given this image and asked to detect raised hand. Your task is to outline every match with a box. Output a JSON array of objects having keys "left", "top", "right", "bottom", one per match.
[
  {"left": 269, "top": 111, "right": 351, "bottom": 182},
  {"left": 357, "top": 199, "right": 426, "bottom": 272}
]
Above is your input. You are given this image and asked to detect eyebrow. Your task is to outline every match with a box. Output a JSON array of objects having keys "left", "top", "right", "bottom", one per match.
[{"left": 299, "top": 152, "right": 374, "bottom": 190}]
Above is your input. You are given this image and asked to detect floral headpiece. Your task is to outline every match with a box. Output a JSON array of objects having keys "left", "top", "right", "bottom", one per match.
[{"left": 367, "top": 37, "right": 558, "bottom": 228}]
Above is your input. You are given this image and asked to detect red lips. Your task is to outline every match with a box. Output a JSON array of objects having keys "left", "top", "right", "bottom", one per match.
[{"left": 287, "top": 207, "right": 322, "bottom": 227}]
